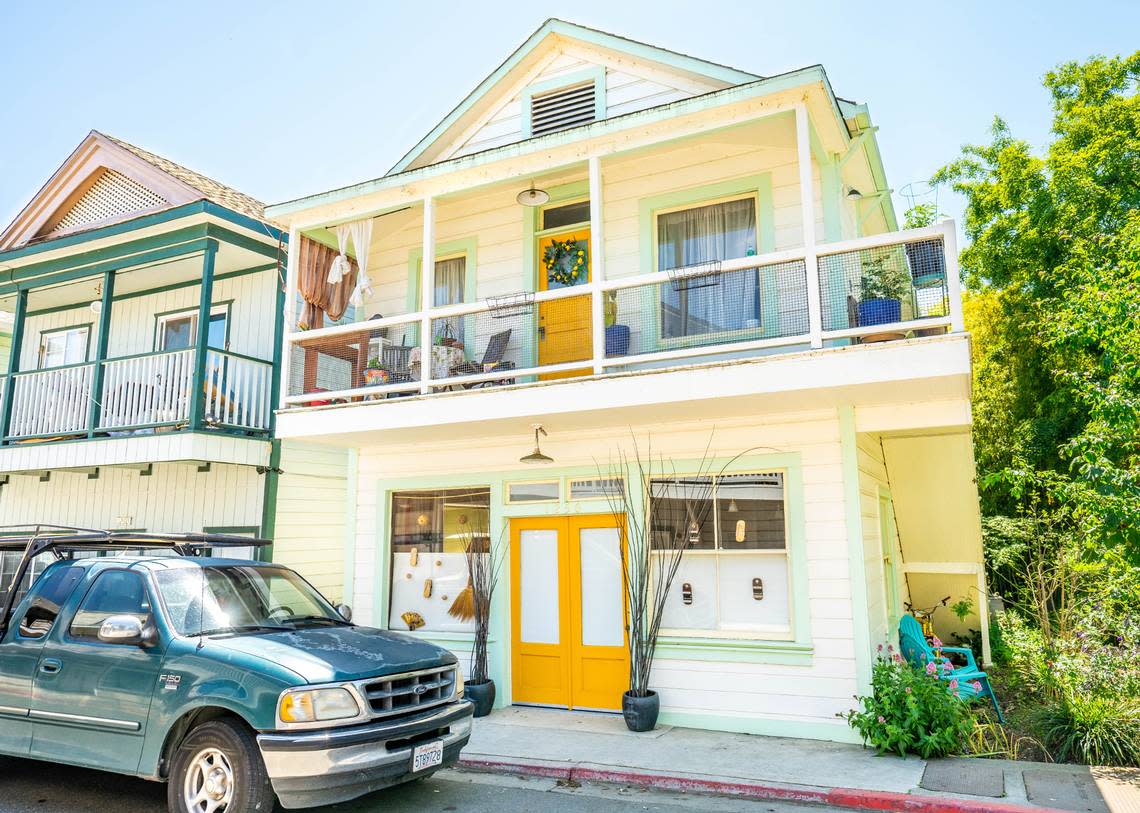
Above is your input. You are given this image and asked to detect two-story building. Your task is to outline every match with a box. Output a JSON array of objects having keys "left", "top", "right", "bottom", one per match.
[
  {"left": 264, "top": 20, "right": 992, "bottom": 742},
  {"left": 0, "top": 132, "right": 351, "bottom": 602}
]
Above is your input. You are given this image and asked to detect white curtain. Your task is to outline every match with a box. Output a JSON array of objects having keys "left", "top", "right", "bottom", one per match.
[
  {"left": 347, "top": 218, "right": 374, "bottom": 307},
  {"left": 432, "top": 257, "right": 465, "bottom": 341},
  {"left": 327, "top": 224, "right": 352, "bottom": 285},
  {"left": 658, "top": 198, "right": 758, "bottom": 338}
]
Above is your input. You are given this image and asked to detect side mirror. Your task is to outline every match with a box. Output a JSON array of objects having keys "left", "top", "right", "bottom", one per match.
[
  {"left": 335, "top": 604, "right": 353, "bottom": 623},
  {"left": 98, "top": 615, "right": 146, "bottom": 646}
]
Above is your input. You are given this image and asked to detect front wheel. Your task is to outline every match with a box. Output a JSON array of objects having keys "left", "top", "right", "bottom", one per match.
[{"left": 168, "top": 718, "right": 275, "bottom": 813}]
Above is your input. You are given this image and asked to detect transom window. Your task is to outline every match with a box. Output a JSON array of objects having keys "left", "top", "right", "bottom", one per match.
[
  {"left": 657, "top": 197, "right": 760, "bottom": 339},
  {"left": 651, "top": 472, "right": 791, "bottom": 637},
  {"left": 38, "top": 326, "right": 89, "bottom": 368}
]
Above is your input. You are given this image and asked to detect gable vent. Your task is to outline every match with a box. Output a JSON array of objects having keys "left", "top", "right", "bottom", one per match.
[
  {"left": 530, "top": 80, "right": 598, "bottom": 137},
  {"left": 49, "top": 169, "right": 169, "bottom": 236}
]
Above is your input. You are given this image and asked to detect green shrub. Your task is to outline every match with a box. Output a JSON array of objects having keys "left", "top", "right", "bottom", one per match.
[
  {"left": 1032, "top": 692, "right": 1140, "bottom": 767},
  {"left": 842, "top": 653, "right": 973, "bottom": 758}
]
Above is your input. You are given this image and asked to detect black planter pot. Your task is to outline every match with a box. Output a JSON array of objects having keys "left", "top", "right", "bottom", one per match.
[
  {"left": 622, "top": 690, "right": 660, "bottom": 732},
  {"left": 465, "top": 679, "right": 496, "bottom": 717}
]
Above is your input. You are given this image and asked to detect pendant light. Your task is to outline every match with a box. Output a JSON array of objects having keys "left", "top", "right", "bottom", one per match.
[
  {"left": 90, "top": 282, "right": 103, "bottom": 314},
  {"left": 520, "top": 424, "right": 553, "bottom": 464},
  {"left": 516, "top": 182, "right": 550, "bottom": 207}
]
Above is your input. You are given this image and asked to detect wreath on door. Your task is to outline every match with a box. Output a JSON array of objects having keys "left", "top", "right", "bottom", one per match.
[{"left": 543, "top": 238, "right": 588, "bottom": 286}]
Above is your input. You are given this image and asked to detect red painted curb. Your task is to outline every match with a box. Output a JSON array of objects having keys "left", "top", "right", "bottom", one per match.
[{"left": 458, "top": 757, "right": 1067, "bottom": 813}]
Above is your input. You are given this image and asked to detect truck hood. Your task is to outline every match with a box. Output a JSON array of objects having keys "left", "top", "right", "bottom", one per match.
[{"left": 205, "top": 625, "right": 457, "bottom": 684}]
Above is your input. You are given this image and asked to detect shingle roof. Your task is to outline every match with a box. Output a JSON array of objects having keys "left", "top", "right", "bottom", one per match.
[{"left": 98, "top": 131, "right": 271, "bottom": 224}]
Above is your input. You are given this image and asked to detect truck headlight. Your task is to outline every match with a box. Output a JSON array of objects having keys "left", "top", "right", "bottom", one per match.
[{"left": 278, "top": 687, "right": 361, "bottom": 725}]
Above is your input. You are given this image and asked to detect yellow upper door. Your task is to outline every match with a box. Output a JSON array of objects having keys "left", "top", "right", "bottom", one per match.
[
  {"left": 537, "top": 228, "right": 592, "bottom": 380},
  {"left": 510, "top": 515, "right": 628, "bottom": 711}
]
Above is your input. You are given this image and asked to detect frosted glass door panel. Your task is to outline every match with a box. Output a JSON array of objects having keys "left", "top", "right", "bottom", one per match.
[
  {"left": 658, "top": 556, "right": 716, "bottom": 630},
  {"left": 579, "top": 527, "right": 623, "bottom": 647},
  {"left": 718, "top": 555, "right": 790, "bottom": 632},
  {"left": 520, "top": 529, "right": 560, "bottom": 644}
]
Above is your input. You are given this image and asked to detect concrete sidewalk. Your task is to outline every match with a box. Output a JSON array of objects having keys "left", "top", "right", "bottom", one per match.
[{"left": 457, "top": 707, "right": 1139, "bottom": 813}]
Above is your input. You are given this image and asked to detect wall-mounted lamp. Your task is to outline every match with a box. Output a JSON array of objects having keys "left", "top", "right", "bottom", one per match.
[
  {"left": 516, "top": 183, "right": 550, "bottom": 207},
  {"left": 846, "top": 187, "right": 863, "bottom": 201},
  {"left": 520, "top": 424, "right": 553, "bottom": 464}
]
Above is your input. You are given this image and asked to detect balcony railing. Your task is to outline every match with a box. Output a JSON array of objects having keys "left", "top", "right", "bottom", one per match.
[
  {"left": 282, "top": 223, "right": 962, "bottom": 407},
  {"left": 0, "top": 348, "right": 273, "bottom": 442}
]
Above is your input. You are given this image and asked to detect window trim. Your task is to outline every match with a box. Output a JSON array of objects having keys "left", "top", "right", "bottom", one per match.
[
  {"left": 406, "top": 238, "right": 478, "bottom": 351},
  {"left": 36, "top": 323, "right": 92, "bottom": 369},
  {"left": 66, "top": 567, "right": 152, "bottom": 643},
  {"left": 520, "top": 66, "right": 606, "bottom": 139},
  {"left": 152, "top": 302, "right": 232, "bottom": 352}
]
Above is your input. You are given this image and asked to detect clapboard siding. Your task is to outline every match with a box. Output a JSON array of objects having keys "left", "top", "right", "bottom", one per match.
[
  {"left": 0, "top": 461, "right": 262, "bottom": 530},
  {"left": 20, "top": 269, "right": 277, "bottom": 370},
  {"left": 349, "top": 409, "right": 861, "bottom": 735},
  {"left": 270, "top": 441, "right": 350, "bottom": 602},
  {"left": 856, "top": 433, "right": 906, "bottom": 650}
]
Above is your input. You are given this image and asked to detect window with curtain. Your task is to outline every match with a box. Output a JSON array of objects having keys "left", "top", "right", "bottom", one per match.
[
  {"left": 658, "top": 197, "right": 759, "bottom": 339},
  {"left": 431, "top": 256, "right": 466, "bottom": 343}
]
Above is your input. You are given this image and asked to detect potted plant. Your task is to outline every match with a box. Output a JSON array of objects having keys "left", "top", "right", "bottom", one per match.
[
  {"left": 903, "top": 203, "right": 947, "bottom": 286},
  {"left": 363, "top": 357, "right": 389, "bottom": 386},
  {"left": 603, "top": 291, "right": 631, "bottom": 356},
  {"left": 857, "top": 252, "right": 911, "bottom": 327},
  {"left": 453, "top": 525, "right": 505, "bottom": 717}
]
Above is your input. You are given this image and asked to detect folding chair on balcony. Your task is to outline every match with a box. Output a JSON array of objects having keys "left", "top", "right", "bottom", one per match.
[{"left": 454, "top": 329, "right": 516, "bottom": 389}]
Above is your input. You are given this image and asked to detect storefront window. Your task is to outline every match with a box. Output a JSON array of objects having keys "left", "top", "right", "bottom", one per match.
[
  {"left": 389, "top": 487, "right": 490, "bottom": 633},
  {"left": 652, "top": 472, "right": 791, "bottom": 637}
]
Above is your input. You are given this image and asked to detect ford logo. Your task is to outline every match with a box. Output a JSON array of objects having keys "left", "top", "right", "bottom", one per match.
[{"left": 413, "top": 684, "right": 428, "bottom": 695}]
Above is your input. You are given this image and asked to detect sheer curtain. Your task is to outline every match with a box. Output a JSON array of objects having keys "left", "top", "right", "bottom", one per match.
[
  {"left": 432, "top": 256, "right": 466, "bottom": 342},
  {"left": 658, "top": 198, "right": 758, "bottom": 338}
]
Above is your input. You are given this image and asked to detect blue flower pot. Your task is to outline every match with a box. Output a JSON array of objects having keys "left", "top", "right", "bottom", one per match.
[
  {"left": 857, "top": 298, "right": 902, "bottom": 327},
  {"left": 605, "top": 324, "right": 631, "bottom": 357}
]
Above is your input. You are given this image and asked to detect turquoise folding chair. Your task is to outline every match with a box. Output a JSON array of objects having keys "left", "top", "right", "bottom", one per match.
[{"left": 898, "top": 614, "right": 1004, "bottom": 722}]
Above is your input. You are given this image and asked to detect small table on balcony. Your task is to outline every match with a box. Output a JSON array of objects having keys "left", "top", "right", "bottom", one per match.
[{"left": 409, "top": 344, "right": 467, "bottom": 387}]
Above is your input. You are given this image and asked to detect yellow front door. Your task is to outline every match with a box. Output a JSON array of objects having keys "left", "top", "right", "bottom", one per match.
[
  {"left": 510, "top": 515, "right": 628, "bottom": 711},
  {"left": 537, "top": 228, "right": 592, "bottom": 380}
]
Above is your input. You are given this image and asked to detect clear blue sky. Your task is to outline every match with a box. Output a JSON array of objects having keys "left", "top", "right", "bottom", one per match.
[{"left": 1, "top": 1, "right": 1136, "bottom": 233}]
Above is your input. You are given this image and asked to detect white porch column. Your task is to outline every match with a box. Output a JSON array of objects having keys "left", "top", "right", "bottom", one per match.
[
  {"left": 419, "top": 196, "right": 435, "bottom": 395},
  {"left": 589, "top": 155, "right": 606, "bottom": 375},
  {"left": 279, "top": 225, "right": 300, "bottom": 406},
  {"left": 941, "top": 220, "right": 965, "bottom": 333},
  {"left": 795, "top": 103, "right": 824, "bottom": 349}
]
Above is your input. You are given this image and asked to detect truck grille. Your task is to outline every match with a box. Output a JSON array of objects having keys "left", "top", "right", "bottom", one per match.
[{"left": 360, "top": 666, "right": 457, "bottom": 718}]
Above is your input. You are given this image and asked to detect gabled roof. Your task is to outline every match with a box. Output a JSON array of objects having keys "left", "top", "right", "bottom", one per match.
[
  {"left": 0, "top": 131, "right": 270, "bottom": 251},
  {"left": 388, "top": 18, "right": 762, "bottom": 174}
]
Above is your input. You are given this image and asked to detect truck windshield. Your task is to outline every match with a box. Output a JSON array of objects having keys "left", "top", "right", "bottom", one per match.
[{"left": 154, "top": 565, "right": 346, "bottom": 636}]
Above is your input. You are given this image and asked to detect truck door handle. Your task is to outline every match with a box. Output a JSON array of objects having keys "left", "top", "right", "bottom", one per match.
[{"left": 39, "top": 659, "right": 62, "bottom": 675}]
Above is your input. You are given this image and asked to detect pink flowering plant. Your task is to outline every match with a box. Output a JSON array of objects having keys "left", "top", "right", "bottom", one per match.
[{"left": 841, "top": 649, "right": 973, "bottom": 758}]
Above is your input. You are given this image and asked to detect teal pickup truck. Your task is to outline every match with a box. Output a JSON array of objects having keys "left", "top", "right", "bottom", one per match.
[{"left": 0, "top": 527, "right": 472, "bottom": 813}]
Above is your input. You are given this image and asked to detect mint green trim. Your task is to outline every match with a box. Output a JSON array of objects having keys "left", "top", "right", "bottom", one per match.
[
  {"left": 520, "top": 66, "right": 606, "bottom": 139},
  {"left": 658, "top": 710, "right": 860, "bottom": 744},
  {"left": 655, "top": 636, "right": 813, "bottom": 665},
  {"left": 342, "top": 448, "right": 358, "bottom": 605},
  {"left": 839, "top": 405, "right": 873, "bottom": 696},
  {"left": 257, "top": 440, "right": 281, "bottom": 563},
  {"left": 386, "top": 18, "right": 758, "bottom": 174},
  {"left": 0, "top": 290, "right": 28, "bottom": 440},
  {"left": 407, "top": 237, "right": 478, "bottom": 351},
  {"left": 637, "top": 173, "right": 776, "bottom": 350},
  {"left": 270, "top": 67, "right": 834, "bottom": 218},
  {"left": 878, "top": 485, "right": 902, "bottom": 632},
  {"left": 809, "top": 121, "right": 842, "bottom": 243}
]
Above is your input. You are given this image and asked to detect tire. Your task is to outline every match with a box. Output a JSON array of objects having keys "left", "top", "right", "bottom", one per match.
[{"left": 168, "top": 718, "right": 276, "bottom": 813}]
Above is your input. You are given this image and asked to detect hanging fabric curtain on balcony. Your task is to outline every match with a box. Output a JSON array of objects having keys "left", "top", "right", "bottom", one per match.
[
  {"left": 298, "top": 235, "right": 357, "bottom": 329},
  {"left": 346, "top": 218, "right": 374, "bottom": 307}
]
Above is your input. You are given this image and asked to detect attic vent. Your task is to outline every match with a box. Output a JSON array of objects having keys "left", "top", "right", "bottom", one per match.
[
  {"left": 49, "top": 170, "right": 168, "bottom": 235},
  {"left": 530, "top": 80, "right": 598, "bottom": 137}
]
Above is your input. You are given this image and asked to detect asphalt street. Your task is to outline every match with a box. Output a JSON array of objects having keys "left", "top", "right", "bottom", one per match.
[{"left": 0, "top": 758, "right": 846, "bottom": 813}]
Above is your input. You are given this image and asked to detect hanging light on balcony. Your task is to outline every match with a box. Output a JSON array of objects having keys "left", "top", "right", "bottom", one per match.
[
  {"left": 89, "top": 282, "right": 103, "bottom": 314},
  {"left": 846, "top": 187, "right": 863, "bottom": 200},
  {"left": 519, "top": 424, "right": 553, "bottom": 464},
  {"left": 516, "top": 183, "right": 550, "bottom": 207}
]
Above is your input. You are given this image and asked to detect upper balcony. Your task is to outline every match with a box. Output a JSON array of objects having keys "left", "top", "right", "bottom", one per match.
[{"left": 272, "top": 84, "right": 967, "bottom": 444}]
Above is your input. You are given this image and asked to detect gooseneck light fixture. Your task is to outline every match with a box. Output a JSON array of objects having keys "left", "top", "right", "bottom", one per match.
[
  {"left": 516, "top": 183, "right": 550, "bottom": 207},
  {"left": 520, "top": 424, "right": 553, "bottom": 464}
]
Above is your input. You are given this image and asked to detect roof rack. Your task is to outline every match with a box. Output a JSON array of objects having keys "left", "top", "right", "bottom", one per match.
[{"left": 0, "top": 524, "right": 270, "bottom": 634}]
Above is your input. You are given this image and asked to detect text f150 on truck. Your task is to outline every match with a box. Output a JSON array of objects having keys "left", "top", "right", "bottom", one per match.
[{"left": 0, "top": 527, "right": 473, "bottom": 813}]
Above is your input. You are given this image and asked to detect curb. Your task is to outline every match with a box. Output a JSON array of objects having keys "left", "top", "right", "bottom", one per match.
[{"left": 457, "top": 756, "right": 1066, "bottom": 813}]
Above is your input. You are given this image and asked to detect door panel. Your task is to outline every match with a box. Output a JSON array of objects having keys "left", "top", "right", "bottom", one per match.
[
  {"left": 537, "top": 228, "right": 592, "bottom": 380},
  {"left": 0, "top": 633, "right": 45, "bottom": 754},
  {"left": 510, "top": 516, "right": 627, "bottom": 711}
]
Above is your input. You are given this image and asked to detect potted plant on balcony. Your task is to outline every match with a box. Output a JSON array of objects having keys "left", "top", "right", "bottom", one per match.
[
  {"left": 857, "top": 252, "right": 911, "bottom": 328},
  {"left": 452, "top": 524, "right": 505, "bottom": 717},
  {"left": 902, "top": 203, "right": 947, "bottom": 287},
  {"left": 363, "top": 357, "right": 389, "bottom": 386},
  {"left": 603, "top": 291, "right": 631, "bottom": 356}
]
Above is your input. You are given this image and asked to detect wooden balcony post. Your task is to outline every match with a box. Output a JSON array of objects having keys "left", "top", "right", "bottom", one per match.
[
  {"left": 189, "top": 239, "right": 219, "bottom": 430},
  {"left": 589, "top": 155, "right": 606, "bottom": 375},
  {"left": 796, "top": 103, "right": 824, "bottom": 349},
  {"left": 85, "top": 269, "right": 116, "bottom": 437},
  {"left": 0, "top": 288, "right": 28, "bottom": 443},
  {"left": 419, "top": 197, "right": 435, "bottom": 395}
]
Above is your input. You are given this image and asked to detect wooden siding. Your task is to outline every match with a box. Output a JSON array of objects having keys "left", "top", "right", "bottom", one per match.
[
  {"left": 271, "top": 441, "right": 350, "bottom": 602},
  {"left": 856, "top": 433, "right": 907, "bottom": 650},
  {"left": 0, "top": 461, "right": 263, "bottom": 530}
]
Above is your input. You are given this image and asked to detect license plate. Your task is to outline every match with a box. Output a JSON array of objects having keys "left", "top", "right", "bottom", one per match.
[{"left": 412, "top": 740, "right": 444, "bottom": 772}]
